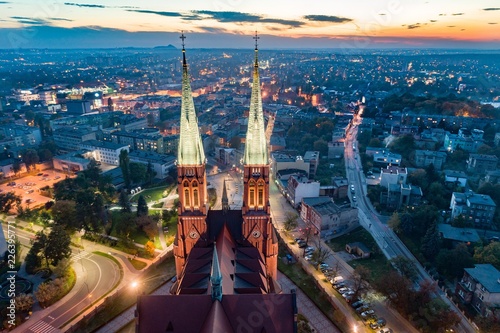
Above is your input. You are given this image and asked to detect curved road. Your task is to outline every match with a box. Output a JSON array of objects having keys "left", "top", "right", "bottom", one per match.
[{"left": 8, "top": 227, "right": 120, "bottom": 333}]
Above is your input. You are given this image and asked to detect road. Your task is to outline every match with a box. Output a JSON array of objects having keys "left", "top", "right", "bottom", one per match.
[
  {"left": 344, "top": 115, "right": 476, "bottom": 333},
  {"left": 6, "top": 224, "right": 121, "bottom": 333}
]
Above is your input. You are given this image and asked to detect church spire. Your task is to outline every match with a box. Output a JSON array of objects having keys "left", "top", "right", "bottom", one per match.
[
  {"left": 243, "top": 31, "right": 268, "bottom": 165},
  {"left": 177, "top": 31, "right": 205, "bottom": 166},
  {"left": 210, "top": 243, "right": 223, "bottom": 302},
  {"left": 221, "top": 179, "right": 229, "bottom": 213}
]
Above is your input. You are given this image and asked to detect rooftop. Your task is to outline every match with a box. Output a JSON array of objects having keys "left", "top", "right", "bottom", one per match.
[
  {"left": 465, "top": 264, "right": 500, "bottom": 293},
  {"left": 80, "top": 139, "right": 128, "bottom": 150},
  {"left": 437, "top": 224, "right": 480, "bottom": 243}
]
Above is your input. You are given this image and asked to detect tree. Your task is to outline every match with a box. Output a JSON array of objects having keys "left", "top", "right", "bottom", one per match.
[
  {"left": 145, "top": 240, "right": 155, "bottom": 257},
  {"left": 408, "top": 169, "right": 429, "bottom": 192},
  {"left": 368, "top": 138, "right": 383, "bottom": 148},
  {"left": 311, "top": 240, "right": 332, "bottom": 267},
  {"left": 119, "top": 190, "right": 131, "bottom": 213},
  {"left": 146, "top": 162, "right": 156, "bottom": 184},
  {"left": 284, "top": 212, "right": 298, "bottom": 231},
  {"left": 388, "top": 212, "right": 400, "bottom": 231},
  {"left": 115, "top": 213, "right": 136, "bottom": 238},
  {"left": 35, "top": 282, "right": 57, "bottom": 308},
  {"left": 351, "top": 266, "right": 370, "bottom": 298},
  {"left": 119, "top": 149, "right": 131, "bottom": 189},
  {"left": 51, "top": 200, "right": 79, "bottom": 232},
  {"left": 129, "top": 162, "right": 147, "bottom": 184},
  {"left": 391, "top": 256, "right": 417, "bottom": 281},
  {"left": 313, "top": 139, "right": 328, "bottom": 157},
  {"left": 436, "top": 244, "right": 474, "bottom": 279},
  {"left": 400, "top": 213, "right": 414, "bottom": 235},
  {"left": 421, "top": 222, "right": 441, "bottom": 259},
  {"left": 474, "top": 242, "right": 500, "bottom": 269},
  {"left": 375, "top": 270, "right": 414, "bottom": 316},
  {"left": 45, "top": 224, "right": 72, "bottom": 266},
  {"left": 12, "top": 159, "right": 21, "bottom": 175},
  {"left": 229, "top": 136, "right": 241, "bottom": 149},
  {"left": 412, "top": 205, "right": 439, "bottom": 237},
  {"left": 137, "top": 215, "right": 157, "bottom": 238},
  {"left": 137, "top": 195, "right": 149, "bottom": 217},
  {"left": 0, "top": 192, "right": 22, "bottom": 213},
  {"left": 25, "top": 231, "right": 48, "bottom": 273},
  {"left": 146, "top": 113, "right": 155, "bottom": 127},
  {"left": 22, "top": 149, "right": 39, "bottom": 171},
  {"left": 15, "top": 293, "right": 34, "bottom": 313}
]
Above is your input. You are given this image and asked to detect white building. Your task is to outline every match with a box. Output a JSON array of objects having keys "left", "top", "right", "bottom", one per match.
[
  {"left": 80, "top": 140, "right": 129, "bottom": 166},
  {"left": 128, "top": 150, "right": 176, "bottom": 179},
  {"left": 286, "top": 175, "right": 320, "bottom": 208},
  {"left": 379, "top": 165, "right": 407, "bottom": 188}
]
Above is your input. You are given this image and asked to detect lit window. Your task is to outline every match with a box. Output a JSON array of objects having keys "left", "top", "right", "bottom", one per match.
[{"left": 184, "top": 189, "right": 190, "bottom": 206}]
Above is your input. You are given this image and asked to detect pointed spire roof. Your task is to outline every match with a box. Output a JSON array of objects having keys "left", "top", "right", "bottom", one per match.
[
  {"left": 210, "top": 243, "right": 223, "bottom": 302},
  {"left": 243, "top": 32, "right": 268, "bottom": 165},
  {"left": 222, "top": 179, "right": 229, "bottom": 212},
  {"left": 178, "top": 31, "right": 206, "bottom": 166}
]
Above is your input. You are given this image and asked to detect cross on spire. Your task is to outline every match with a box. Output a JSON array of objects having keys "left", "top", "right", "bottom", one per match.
[
  {"left": 180, "top": 31, "right": 186, "bottom": 50},
  {"left": 253, "top": 31, "right": 259, "bottom": 50}
]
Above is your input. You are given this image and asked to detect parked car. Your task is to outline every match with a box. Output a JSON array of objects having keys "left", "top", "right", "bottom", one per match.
[
  {"left": 338, "top": 287, "right": 350, "bottom": 293},
  {"left": 356, "top": 305, "right": 370, "bottom": 313},
  {"left": 37, "top": 173, "right": 43, "bottom": 176},
  {"left": 333, "top": 281, "right": 346, "bottom": 289},
  {"left": 361, "top": 310, "right": 375, "bottom": 317},
  {"left": 351, "top": 301, "right": 364, "bottom": 308},
  {"left": 298, "top": 242, "right": 307, "bottom": 248},
  {"left": 379, "top": 328, "right": 393, "bottom": 333}
]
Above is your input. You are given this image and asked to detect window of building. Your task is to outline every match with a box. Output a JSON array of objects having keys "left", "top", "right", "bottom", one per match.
[
  {"left": 458, "top": 289, "right": 465, "bottom": 298},
  {"left": 257, "top": 182, "right": 264, "bottom": 207},
  {"left": 479, "top": 293, "right": 484, "bottom": 301},
  {"left": 193, "top": 189, "right": 199, "bottom": 207},
  {"left": 184, "top": 189, "right": 190, "bottom": 206}
]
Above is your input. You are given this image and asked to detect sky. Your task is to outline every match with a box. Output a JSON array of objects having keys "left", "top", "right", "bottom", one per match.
[{"left": 0, "top": 0, "right": 499, "bottom": 49}]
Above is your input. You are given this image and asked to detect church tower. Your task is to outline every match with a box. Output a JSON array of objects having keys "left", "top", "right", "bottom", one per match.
[
  {"left": 173, "top": 32, "right": 209, "bottom": 277},
  {"left": 242, "top": 33, "right": 278, "bottom": 279}
]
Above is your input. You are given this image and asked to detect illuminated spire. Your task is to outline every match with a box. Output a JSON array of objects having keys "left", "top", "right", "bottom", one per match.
[
  {"left": 243, "top": 32, "right": 268, "bottom": 165},
  {"left": 222, "top": 179, "right": 229, "bottom": 213},
  {"left": 178, "top": 31, "right": 205, "bottom": 165},
  {"left": 210, "top": 243, "right": 223, "bottom": 302}
]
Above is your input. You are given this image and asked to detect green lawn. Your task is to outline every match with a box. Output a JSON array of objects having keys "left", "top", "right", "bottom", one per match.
[
  {"left": 128, "top": 258, "right": 147, "bottom": 270},
  {"left": 328, "top": 227, "right": 377, "bottom": 252},
  {"left": 129, "top": 186, "right": 171, "bottom": 203},
  {"left": 327, "top": 227, "right": 394, "bottom": 282}
]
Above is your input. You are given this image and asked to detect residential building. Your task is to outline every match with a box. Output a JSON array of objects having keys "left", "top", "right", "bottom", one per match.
[
  {"left": 381, "top": 183, "right": 423, "bottom": 210},
  {"left": 373, "top": 150, "right": 402, "bottom": 167},
  {"left": 438, "top": 224, "right": 480, "bottom": 248},
  {"left": 286, "top": 175, "right": 320, "bottom": 207},
  {"left": 66, "top": 100, "right": 92, "bottom": 114},
  {"left": 53, "top": 126, "right": 97, "bottom": 151},
  {"left": 444, "top": 128, "right": 485, "bottom": 153},
  {"left": 444, "top": 170, "right": 468, "bottom": 188},
  {"left": 301, "top": 197, "right": 359, "bottom": 239},
  {"left": 303, "top": 151, "right": 320, "bottom": 178},
  {"left": 0, "top": 124, "right": 42, "bottom": 147},
  {"left": 53, "top": 151, "right": 91, "bottom": 173},
  {"left": 379, "top": 165, "right": 407, "bottom": 188},
  {"left": 450, "top": 191, "right": 497, "bottom": 227},
  {"left": 345, "top": 242, "right": 371, "bottom": 258},
  {"left": 128, "top": 150, "right": 175, "bottom": 179},
  {"left": 80, "top": 140, "right": 129, "bottom": 166},
  {"left": 495, "top": 132, "right": 500, "bottom": 147},
  {"left": 467, "top": 154, "right": 498, "bottom": 174},
  {"left": 270, "top": 152, "right": 310, "bottom": 179},
  {"left": 456, "top": 264, "right": 500, "bottom": 316},
  {"left": 413, "top": 150, "right": 447, "bottom": 170},
  {"left": 484, "top": 170, "right": 500, "bottom": 185},
  {"left": 110, "top": 129, "right": 164, "bottom": 153}
]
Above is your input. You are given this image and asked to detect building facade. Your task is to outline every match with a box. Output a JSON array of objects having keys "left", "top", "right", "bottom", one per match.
[
  {"left": 450, "top": 191, "right": 496, "bottom": 227},
  {"left": 80, "top": 140, "right": 128, "bottom": 166}
]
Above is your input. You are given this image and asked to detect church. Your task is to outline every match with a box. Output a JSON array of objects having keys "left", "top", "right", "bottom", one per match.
[{"left": 135, "top": 34, "right": 297, "bottom": 333}]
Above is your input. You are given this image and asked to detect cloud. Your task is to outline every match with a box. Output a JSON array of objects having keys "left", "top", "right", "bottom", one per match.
[
  {"left": 483, "top": 8, "right": 500, "bottom": 11},
  {"left": 191, "top": 10, "right": 303, "bottom": 27},
  {"left": 430, "top": 20, "right": 437, "bottom": 22},
  {"left": 488, "top": 22, "right": 497, "bottom": 25},
  {"left": 126, "top": 10, "right": 183, "bottom": 17},
  {"left": 0, "top": 1, "right": 10, "bottom": 3},
  {"left": 197, "top": 26, "right": 229, "bottom": 33},
  {"left": 64, "top": 2, "right": 105, "bottom": 8},
  {"left": 303, "top": 15, "right": 352, "bottom": 24},
  {"left": 447, "top": 26, "right": 456, "bottom": 28},
  {"left": 49, "top": 17, "right": 74, "bottom": 22},
  {"left": 452, "top": 13, "right": 464, "bottom": 16},
  {"left": 407, "top": 24, "right": 421, "bottom": 29},
  {"left": 11, "top": 16, "right": 48, "bottom": 25},
  {"left": 439, "top": 14, "right": 446, "bottom": 16}
]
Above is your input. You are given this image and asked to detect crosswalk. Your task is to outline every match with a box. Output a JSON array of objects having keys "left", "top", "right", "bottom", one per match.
[
  {"left": 71, "top": 250, "right": 90, "bottom": 262},
  {"left": 26, "top": 319, "right": 61, "bottom": 333}
]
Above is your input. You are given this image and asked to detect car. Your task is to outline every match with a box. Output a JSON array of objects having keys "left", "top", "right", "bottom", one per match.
[
  {"left": 361, "top": 310, "right": 375, "bottom": 317},
  {"left": 338, "top": 287, "right": 350, "bottom": 293},
  {"left": 37, "top": 173, "right": 43, "bottom": 176},
  {"left": 379, "top": 328, "right": 393, "bottom": 333},
  {"left": 333, "top": 281, "right": 346, "bottom": 289},
  {"left": 26, "top": 189, "right": 34, "bottom": 194},
  {"left": 342, "top": 291, "right": 355, "bottom": 297},
  {"left": 54, "top": 175, "right": 61, "bottom": 179},
  {"left": 294, "top": 237, "right": 304, "bottom": 242},
  {"left": 305, "top": 255, "right": 313, "bottom": 261},
  {"left": 351, "top": 301, "right": 364, "bottom": 308},
  {"left": 319, "top": 263, "right": 329, "bottom": 268},
  {"left": 25, "top": 199, "right": 33, "bottom": 203},
  {"left": 356, "top": 305, "right": 370, "bottom": 313},
  {"left": 376, "top": 318, "right": 386, "bottom": 328},
  {"left": 298, "top": 242, "right": 307, "bottom": 248},
  {"left": 305, "top": 246, "right": 314, "bottom": 252}
]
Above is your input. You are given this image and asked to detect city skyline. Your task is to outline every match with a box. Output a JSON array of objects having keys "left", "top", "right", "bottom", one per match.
[{"left": 0, "top": 0, "right": 499, "bottom": 49}]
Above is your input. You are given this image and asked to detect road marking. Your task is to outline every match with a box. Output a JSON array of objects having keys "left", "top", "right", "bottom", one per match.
[
  {"left": 27, "top": 319, "right": 61, "bottom": 333},
  {"left": 71, "top": 251, "right": 89, "bottom": 261}
]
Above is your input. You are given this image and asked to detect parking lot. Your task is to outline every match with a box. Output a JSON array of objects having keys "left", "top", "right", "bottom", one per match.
[{"left": 0, "top": 170, "right": 71, "bottom": 209}]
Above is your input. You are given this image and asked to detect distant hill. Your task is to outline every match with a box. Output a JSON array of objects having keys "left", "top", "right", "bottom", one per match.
[{"left": 154, "top": 44, "right": 177, "bottom": 50}]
